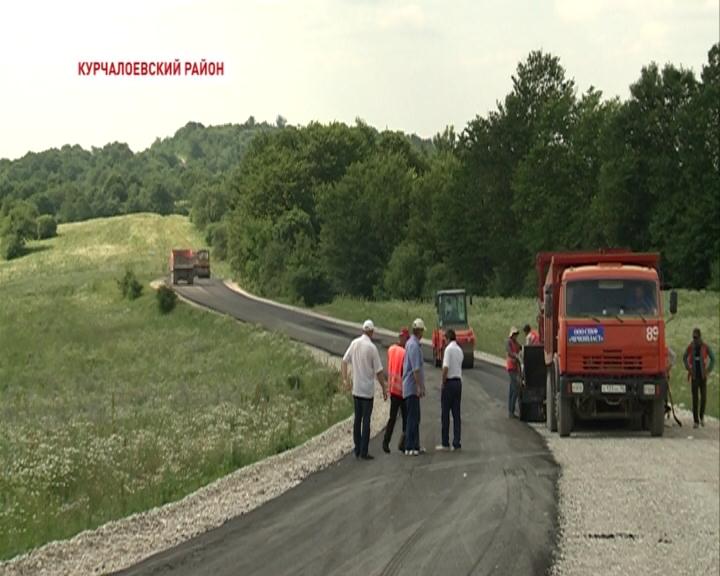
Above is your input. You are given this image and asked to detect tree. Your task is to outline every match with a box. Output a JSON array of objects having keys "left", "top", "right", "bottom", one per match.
[
  {"left": 383, "top": 242, "right": 426, "bottom": 299},
  {"left": 36, "top": 214, "right": 57, "bottom": 239},
  {"left": 318, "top": 153, "right": 415, "bottom": 298}
]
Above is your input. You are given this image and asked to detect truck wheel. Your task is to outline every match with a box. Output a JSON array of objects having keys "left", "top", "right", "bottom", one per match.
[
  {"left": 462, "top": 353, "right": 474, "bottom": 369},
  {"left": 546, "top": 369, "right": 557, "bottom": 432},
  {"left": 558, "top": 396, "right": 573, "bottom": 437},
  {"left": 649, "top": 397, "right": 665, "bottom": 437}
]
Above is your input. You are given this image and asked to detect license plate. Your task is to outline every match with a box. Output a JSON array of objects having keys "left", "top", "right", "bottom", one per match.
[{"left": 601, "top": 384, "right": 626, "bottom": 394}]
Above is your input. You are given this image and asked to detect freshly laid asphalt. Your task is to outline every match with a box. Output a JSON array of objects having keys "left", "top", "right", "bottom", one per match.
[{"left": 116, "top": 279, "right": 558, "bottom": 576}]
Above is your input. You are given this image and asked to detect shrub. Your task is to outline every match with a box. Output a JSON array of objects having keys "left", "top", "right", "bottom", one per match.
[
  {"left": 1, "top": 233, "right": 24, "bottom": 260},
  {"left": 157, "top": 284, "right": 177, "bottom": 314},
  {"left": 117, "top": 269, "right": 143, "bottom": 300},
  {"left": 288, "top": 263, "right": 333, "bottom": 307},
  {"left": 36, "top": 215, "right": 58, "bottom": 240}
]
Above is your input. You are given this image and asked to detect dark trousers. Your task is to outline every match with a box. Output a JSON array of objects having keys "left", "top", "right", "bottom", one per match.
[
  {"left": 383, "top": 395, "right": 407, "bottom": 450},
  {"left": 508, "top": 371, "right": 520, "bottom": 416},
  {"left": 353, "top": 396, "right": 374, "bottom": 457},
  {"left": 405, "top": 395, "right": 421, "bottom": 451},
  {"left": 691, "top": 378, "right": 707, "bottom": 423},
  {"left": 441, "top": 378, "right": 462, "bottom": 448}
]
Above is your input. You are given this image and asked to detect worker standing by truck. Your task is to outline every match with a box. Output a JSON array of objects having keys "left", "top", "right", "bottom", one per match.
[
  {"left": 683, "top": 328, "right": 716, "bottom": 428},
  {"left": 506, "top": 327, "right": 522, "bottom": 418},
  {"left": 383, "top": 328, "right": 409, "bottom": 453},
  {"left": 523, "top": 324, "right": 540, "bottom": 346}
]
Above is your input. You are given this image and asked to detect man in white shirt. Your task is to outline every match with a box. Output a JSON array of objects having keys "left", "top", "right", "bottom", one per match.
[
  {"left": 342, "top": 320, "right": 388, "bottom": 460},
  {"left": 437, "top": 329, "right": 463, "bottom": 451}
]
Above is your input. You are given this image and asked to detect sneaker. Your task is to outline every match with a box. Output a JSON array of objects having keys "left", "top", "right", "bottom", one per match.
[
  {"left": 404, "top": 450, "right": 413, "bottom": 456},
  {"left": 418, "top": 447, "right": 427, "bottom": 454},
  {"left": 452, "top": 445, "right": 461, "bottom": 451},
  {"left": 360, "top": 454, "right": 374, "bottom": 460},
  {"left": 435, "top": 445, "right": 450, "bottom": 452},
  {"left": 412, "top": 450, "right": 419, "bottom": 456},
  {"left": 382, "top": 443, "right": 390, "bottom": 454},
  {"left": 693, "top": 422, "right": 699, "bottom": 429},
  {"left": 700, "top": 419, "right": 705, "bottom": 427}
]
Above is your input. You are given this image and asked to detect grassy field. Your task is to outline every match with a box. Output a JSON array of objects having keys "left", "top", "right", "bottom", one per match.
[
  {"left": 314, "top": 292, "right": 720, "bottom": 418},
  {"left": 0, "top": 214, "right": 351, "bottom": 561}
]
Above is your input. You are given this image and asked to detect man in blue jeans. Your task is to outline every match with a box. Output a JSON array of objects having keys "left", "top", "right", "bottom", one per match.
[
  {"left": 436, "top": 329, "right": 463, "bottom": 451},
  {"left": 403, "top": 318, "right": 426, "bottom": 456}
]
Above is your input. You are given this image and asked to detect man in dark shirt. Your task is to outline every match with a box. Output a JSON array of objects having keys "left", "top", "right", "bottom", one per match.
[{"left": 682, "top": 328, "right": 716, "bottom": 428}]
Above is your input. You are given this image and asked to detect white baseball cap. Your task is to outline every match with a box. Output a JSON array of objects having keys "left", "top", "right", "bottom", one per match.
[
  {"left": 412, "top": 318, "right": 425, "bottom": 330},
  {"left": 509, "top": 326, "right": 519, "bottom": 337},
  {"left": 362, "top": 319, "right": 375, "bottom": 332}
]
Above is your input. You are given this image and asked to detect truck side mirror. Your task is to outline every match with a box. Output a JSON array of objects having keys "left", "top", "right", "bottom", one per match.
[{"left": 669, "top": 290, "right": 678, "bottom": 315}]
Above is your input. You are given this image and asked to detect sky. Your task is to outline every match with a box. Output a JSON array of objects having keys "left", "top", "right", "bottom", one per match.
[{"left": 0, "top": 0, "right": 717, "bottom": 160}]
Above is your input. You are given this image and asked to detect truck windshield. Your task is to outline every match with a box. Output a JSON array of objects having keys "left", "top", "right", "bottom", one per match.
[
  {"left": 438, "top": 294, "right": 467, "bottom": 326},
  {"left": 566, "top": 279, "right": 658, "bottom": 318}
]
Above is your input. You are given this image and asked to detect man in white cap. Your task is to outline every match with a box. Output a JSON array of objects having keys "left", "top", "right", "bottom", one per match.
[
  {"left": 403, "top": 318, "right": 426, "bottom": 455},
  {"left": 506, "top": 326, "right": 522, "bottom": 418},
  {"left": 342, "top": 320, "right": 388, "bottom": 460}
]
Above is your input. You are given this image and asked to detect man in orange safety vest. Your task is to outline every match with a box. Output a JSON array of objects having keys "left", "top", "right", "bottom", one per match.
[{"left": 383, "top": 328, "right": 410, "bottom": 453}]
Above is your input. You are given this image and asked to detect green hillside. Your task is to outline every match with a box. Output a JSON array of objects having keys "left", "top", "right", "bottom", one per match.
[{"left": 0, "top": 214, "right": 350, "bottom": 561}]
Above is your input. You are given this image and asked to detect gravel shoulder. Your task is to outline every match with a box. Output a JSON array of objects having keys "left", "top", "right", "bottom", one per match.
[{"left": 540, "top": 411, "right": 719, "bottom": 576}]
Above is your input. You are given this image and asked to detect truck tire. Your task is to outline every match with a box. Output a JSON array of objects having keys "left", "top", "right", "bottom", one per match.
[
  {"left": 546, "top": 369, "right": 557, "bottom": 432},
  {"left": 462, "top": 352, "right": 474, "bottom": 369},
  {"left": 649, "top": 397, "right": 665, "bottom": 437},
  {"left": 558, "top": 396, "right": 574, "bottom": 437}
]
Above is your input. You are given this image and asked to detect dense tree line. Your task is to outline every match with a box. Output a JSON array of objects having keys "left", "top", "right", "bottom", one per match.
[
  {"left": 0, "top": 118, "right": 274, "bottom": 257},
  {"left": 1, "top": 48, "right": 717, "bottom": 300},
  {"left": 214, "top": 46, "right": 718, "bottom": 303}
]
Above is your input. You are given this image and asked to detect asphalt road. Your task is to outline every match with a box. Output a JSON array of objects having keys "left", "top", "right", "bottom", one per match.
[{"left": 116, "top": 279, "right": 558, "bottom": 576}]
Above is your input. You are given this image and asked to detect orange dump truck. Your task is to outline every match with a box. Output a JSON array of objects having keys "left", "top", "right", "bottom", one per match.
[
  {"left": 170, "top": 249, "right": 195, "bottom": 285},
  {"left": 529, "top": 250, "right": 677, "bottom": 437},
  {"left": 194, "top": 248, "right": 210, "bottom": 278}
]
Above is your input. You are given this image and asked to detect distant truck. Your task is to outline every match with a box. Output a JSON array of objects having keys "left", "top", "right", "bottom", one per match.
[
  {"left": 523, "top": 250, "right": 677, "bottom": 437},
  {"left": 169, "top": 248, "right": 211, "bottom": 284},
  {"left": 194, "top": 248, "right": 211, "bottom": 278},
  {"left": 170, "top": 249, "right": 196, "bottom": 285},
  {"left": 432, "top": 289, "right": 476, "bottom": 369}
]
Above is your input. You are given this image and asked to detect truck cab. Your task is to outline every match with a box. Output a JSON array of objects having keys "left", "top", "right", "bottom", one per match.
[{"left": 432, "top": 289, "right": 476, "bottom": 369}]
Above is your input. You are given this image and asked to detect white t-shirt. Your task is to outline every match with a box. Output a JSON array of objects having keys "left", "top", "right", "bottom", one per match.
[
  {"left": 443, "top": 340, "right": 464, "bottom": 380},
  {"left": 343, "top": 334, "right": 383, "bottom": 399}
]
